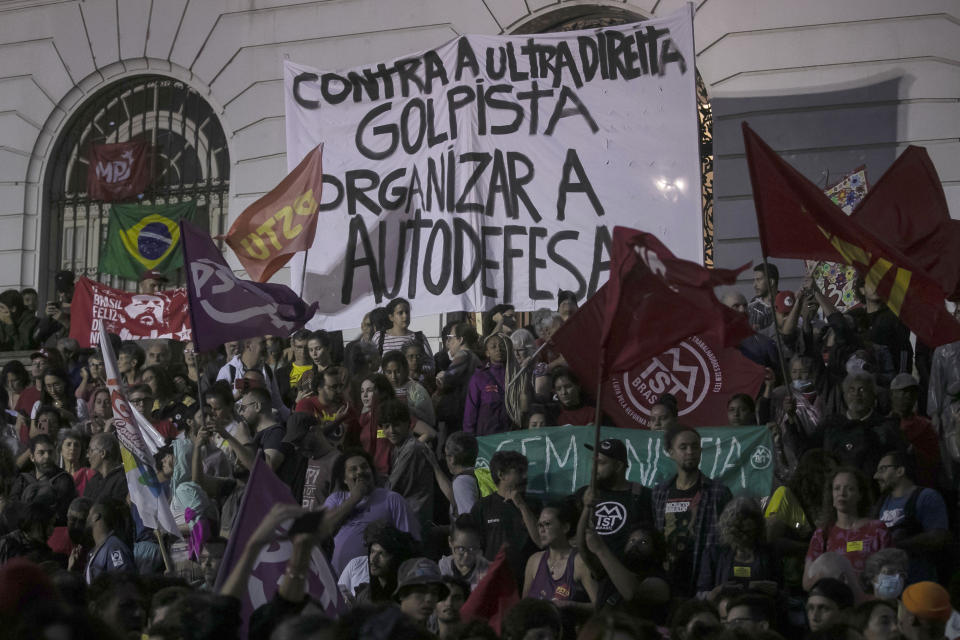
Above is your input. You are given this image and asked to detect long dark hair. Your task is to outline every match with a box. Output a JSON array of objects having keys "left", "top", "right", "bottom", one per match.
[
  {"left": 40, "top": 366, "right": 73, "bottom": 406},
  {"left": 787, "top": 449, "right": 839, "bottom": 527}
]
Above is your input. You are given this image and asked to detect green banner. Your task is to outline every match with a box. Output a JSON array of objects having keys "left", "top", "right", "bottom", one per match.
[
  {"left": 475, "top": 425, "right": 774, "bottom": 501},
  {"left": 99, "top": 201, "right": 197, "bottom": 279}
]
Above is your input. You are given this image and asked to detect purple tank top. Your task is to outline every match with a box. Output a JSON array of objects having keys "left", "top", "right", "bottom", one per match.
[{"left": 529, "top": 549, "right": 581, "bottom": 602}]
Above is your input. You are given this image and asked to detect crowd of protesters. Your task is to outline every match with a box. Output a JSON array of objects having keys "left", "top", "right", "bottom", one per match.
[{"left": 0, "top": 263, "right": 959, "bottom": 640}]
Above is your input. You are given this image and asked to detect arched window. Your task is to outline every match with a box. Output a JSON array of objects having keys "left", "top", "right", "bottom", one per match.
[
  {"left": 43, "top": 75, "right": 230, "bottom": 290},
  {"left": 516, "top": 9, "right": 715, "bottom": 266}
]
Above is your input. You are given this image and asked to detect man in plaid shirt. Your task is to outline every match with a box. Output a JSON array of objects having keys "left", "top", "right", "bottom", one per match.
[{"left": 652, "top": 426, "right": 732, "bottom": 598}]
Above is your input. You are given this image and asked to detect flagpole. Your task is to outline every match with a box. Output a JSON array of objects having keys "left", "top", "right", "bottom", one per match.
[
  {"left": 588, "top": 346, "right": 605, "bottom": 498},
  {"left": 506, "top": 340, "right": 551, "bottom": 387},
  {"left": 155, "top": 529, "right": 173, "bottom": 574},
  {"left": 298, "top": 248, "right": 309, "bottom": 300},
  {"left": 760, "top": 257, "right": 794, "bottom": 391}
]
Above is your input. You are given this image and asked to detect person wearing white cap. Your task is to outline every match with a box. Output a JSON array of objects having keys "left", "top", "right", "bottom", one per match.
[{"left": 888, "top": 372, "right": 942, "bottom": 488}]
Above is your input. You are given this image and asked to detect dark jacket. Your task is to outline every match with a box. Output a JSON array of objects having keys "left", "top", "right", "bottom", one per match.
[
  {"left": 13, "top": 466, "right": 77, "bottom": 525},
  {"left": 0, "top": 310, "right": 37, "bottom": 351},
  {"left": 83, "top": 465, "right": 129, "bottom": 503}
]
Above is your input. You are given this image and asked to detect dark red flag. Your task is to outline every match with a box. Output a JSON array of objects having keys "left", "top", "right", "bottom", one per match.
[
  {"left": 849, "top": 146, "right": 960, "bottom": 300},
  {"left": 743, "top": 123, "right": 960, "bottom": 347},
  {"left": 590, "top": 226, "right": 753, "bottom": 374},
  {"left": 459, "top": 546, "right": 518, "bottom": 635},
  {"left": 225, "top": 144, "right": 323, "bottom": 282},
  {"left": 87, "top": 141, "right": 151, "bottom": 201},
  {"left": 602, "top": 333, "right": 766, "bottom": 428}
]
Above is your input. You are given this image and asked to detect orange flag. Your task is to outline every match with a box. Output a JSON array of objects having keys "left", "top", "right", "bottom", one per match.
[{"left": 225, "top": 144, "right": 323, "bottom": 282}]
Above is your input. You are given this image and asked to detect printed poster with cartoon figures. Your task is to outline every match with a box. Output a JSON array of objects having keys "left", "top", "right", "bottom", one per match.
[{"left": 806, "top": 167, "right": 869, "bottom": 311}]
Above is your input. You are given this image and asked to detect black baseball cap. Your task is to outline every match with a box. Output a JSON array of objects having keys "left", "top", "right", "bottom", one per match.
[{"left": 585, "top": 438, "right": 627, "bottom": 464}]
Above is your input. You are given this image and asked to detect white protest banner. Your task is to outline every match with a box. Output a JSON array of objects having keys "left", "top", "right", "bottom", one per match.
[{"left": 283, "top": 7, "right": 700, "bottom": 329}]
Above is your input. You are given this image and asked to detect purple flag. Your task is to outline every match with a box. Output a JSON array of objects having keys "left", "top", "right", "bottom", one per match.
[
  {"left": 214, "top": 456, "right": 347, "bottom": 636},
  {"left": 180, "top": 220, "right": 318, "bottom": 352}
]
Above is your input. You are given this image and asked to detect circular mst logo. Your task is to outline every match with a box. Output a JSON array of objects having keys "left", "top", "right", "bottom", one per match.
[
  {"left": 751, "top": 445, "right": 773, "bottom": 470},
  {"left": 592, "top": 501, "right": 627, "bottom": 534},
  {"left": 613, "top": 337, "right": 717, "bottom": 419}
]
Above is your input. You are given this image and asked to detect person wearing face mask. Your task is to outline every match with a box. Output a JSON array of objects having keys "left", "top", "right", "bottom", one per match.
[
  {"left": 758, "top": 355, "right": 831, "bottom": 471},
  {"left": 862, "top": 548, "right": 909, "bottom": 601},
  {"left": 873, "top": 450, "right": 950, "bottom": 585}
]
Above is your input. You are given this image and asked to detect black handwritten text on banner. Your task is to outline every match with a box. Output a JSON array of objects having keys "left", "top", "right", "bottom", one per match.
[{"left": 283, "top": 8, "right": 701, "bottom": 329}]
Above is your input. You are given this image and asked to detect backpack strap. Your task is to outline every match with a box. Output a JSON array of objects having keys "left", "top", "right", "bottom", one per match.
[{"left": 902, "top": 486, "right": 924, "bottom": 536}]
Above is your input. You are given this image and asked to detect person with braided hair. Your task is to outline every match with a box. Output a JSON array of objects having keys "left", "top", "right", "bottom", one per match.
[{"left": 463, "top": 334, "right": 526, "bottom": 436}]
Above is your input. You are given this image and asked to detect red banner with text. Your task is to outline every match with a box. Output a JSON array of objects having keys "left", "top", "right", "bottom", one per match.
[{"left": 69, "top": 277, "right": 192, "bottom": 347}]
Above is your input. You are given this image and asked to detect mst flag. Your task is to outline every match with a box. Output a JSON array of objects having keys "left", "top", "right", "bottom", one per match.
[
  {"left": 743, "top": 123, "right": 960, "bottom": 347},
  {"left": 97, "top": 323, "right": 179, "bottom": 537},
  {"left": 99, "top": 201, "right": 197, "bottom": 279},
  {"left": 87, "top": 140, "right": 151, "bottom": 201},
  {"left": 225, "top": 144, "right": 323, "bottom": 283},
  {"left": 849, "top": 146, "right": 960, "bottom": 300},
  {"left": 181, "top": 220, "right": 318, "bottom": 353},
  {"left": 214, "top": 456, "right": 346, "bottom": 636},
  {"left": 579, "top": 226, "right": 752, "bottom": 374},
  {"left": 70, "top": 277, "right": 191, "bottom": 347}
]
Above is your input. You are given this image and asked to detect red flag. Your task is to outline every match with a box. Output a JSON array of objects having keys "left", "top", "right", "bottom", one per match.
[
  {"left": 87, "top": 141, "right": 151, "bottom": 201},
  {"left": 225, "top": 144, "right": 323, "bottom": 282},
  {"left": 459, "top": 546, "right": 519, "bottom": 634},
  {"left": 69, "top": 277, "right": 191, "bottom": 347},
  {"left": 586, "top": 226, "right": 753, "bottom": 374},
  {"left": 601, "top": 333, "right": 766, "bottom": 428},
  {"left": 743, "top": 123, "right": 960, "bottom": 347},
  {"left": 849, "top": 146, "right": 960, "bottom": 300}
]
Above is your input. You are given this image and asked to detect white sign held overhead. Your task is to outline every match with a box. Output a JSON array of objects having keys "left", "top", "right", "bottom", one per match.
[{"left": 283, "top": 6, "right": 700, "bottom": 329}]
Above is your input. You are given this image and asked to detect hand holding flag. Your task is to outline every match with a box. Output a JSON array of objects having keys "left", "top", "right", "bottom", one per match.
[
  {"left": 96, "top": 323, "right": 180, "bottom": 537},
  {"left": 742, "top": 123, "right": 960, "bottom": 347}
]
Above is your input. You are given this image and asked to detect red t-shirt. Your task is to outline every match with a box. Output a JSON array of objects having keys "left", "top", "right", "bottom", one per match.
[
  {"left": 356, "top": 410, "right": 393, "bottom": 477},
  {"left": 15, "top": 386, "right": 41, "bottom": 415},
  {"left": 899, "top": 415, "right": 941, "bottom": 488},
  {"left": 555, "top": 405, "right": 596, "bottom": 426},
  {"left": 806, "top": 520, "right": 891, "bottom": 574}
]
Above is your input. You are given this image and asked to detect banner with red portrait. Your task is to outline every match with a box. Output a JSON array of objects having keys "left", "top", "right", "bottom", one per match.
[{"left": 69, "top": 277, "right": 192, "bottom": 347}]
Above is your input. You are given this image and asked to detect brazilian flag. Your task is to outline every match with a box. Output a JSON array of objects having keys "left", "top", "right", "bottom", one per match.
[{"left": 99, "top": 201, "right": 197, "bottom": 279}]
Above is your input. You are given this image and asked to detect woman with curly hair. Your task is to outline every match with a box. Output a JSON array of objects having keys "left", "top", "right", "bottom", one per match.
[
  {"left": 804, "top": 467, "right": 890, "bottom": 588},
  {"left": 697, "top": 496, "right": 781, "bottom": 597}
]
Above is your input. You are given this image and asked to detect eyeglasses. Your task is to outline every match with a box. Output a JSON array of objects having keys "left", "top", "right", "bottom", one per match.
[
  {"left": 129, "top": 396, "right": 150, "bottom": 406},
  {"left": 725, "top": 618, "right": 758, "bottom": 627},
  {"left": 235, "top": 401, "right": 258, "bottom": 412},
  {"left": 452, "top": 546, "right": 479, "bottom": 555}
]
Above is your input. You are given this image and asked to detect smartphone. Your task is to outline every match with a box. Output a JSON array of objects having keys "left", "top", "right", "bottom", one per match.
[{"left": 287, "top": 510, "right": 324, "bottom": 536}]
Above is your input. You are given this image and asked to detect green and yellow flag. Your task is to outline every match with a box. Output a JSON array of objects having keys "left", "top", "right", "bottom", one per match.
[{"left": 99, "top": 201, "right": 197, "bottom": 279}]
